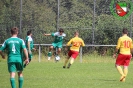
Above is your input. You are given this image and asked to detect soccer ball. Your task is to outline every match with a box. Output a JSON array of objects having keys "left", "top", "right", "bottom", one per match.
[{"left": 55, "top": 56, "right": 60, "bottom": 61}]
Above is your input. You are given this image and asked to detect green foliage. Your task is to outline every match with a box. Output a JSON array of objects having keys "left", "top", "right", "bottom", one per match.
[
  {"left": 0, "top": 0, "right": 133, "bottom": 46},
  {"left": 96, "top": 14, "right": 131, "bottom": 44}
]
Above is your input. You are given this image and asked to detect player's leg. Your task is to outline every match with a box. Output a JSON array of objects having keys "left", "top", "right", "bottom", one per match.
[
  {"left": 8, "top": 63, "right": 16, "bottom": 88},
  {"left": 47, "top": 45, "right": 54, "bottom": 60},
  {"left": 67, "top": 51, "right": 79, "bottom": 69},
  {"left": 124, "top": 67, "right": 128, "bottom": 76},
  {"left": 115, "top": 54, "right": 125, "bottom": 81},
  {"left": 116, "top": 65, "right": 124, "bottom": 76},
  {"left": 16, "top": 62, "right": 24, "bottom": 88},
  {"left": 18, "top": 72, "right": 23, "bottom": 88},
  {"left": 10, "top": 72, "right": 16, "bottom": 88},
  {"left": 55, "top": 48, "right": 61, "bottom": 61},
  {"left": 55, "top": 44, "right": 62, "bottom": 61},
  {"left": 63, "top": 50, "right": 71, "bottom": 68},
  {"left": 67, "top": 57, "right": 74, "bottom": 68},
  {"left": 116, "top": 65, "right": 125, "bottom": 81},
  {"left": 56, "top": 43, "right": 63, "bottom": 56},
  {"left": 57, "top": 48, "right": 61, "bottom": 55},
  {"left": 63, "top": 56, "right": 70, "bottom": 68},
  {"left": 121, "top": 66, "right": 128, "bottom": 82},
  {"left": 122, "top": 55, "right": 131, "bottom": 82}
]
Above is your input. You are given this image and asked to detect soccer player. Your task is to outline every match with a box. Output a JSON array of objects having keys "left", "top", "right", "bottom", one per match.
[
  {"left": 63, "top": 31, "right": 85, "bottom": 69},
  {"left": 44, "top": 28, "right": 66, "bottom": 61},
  {"left": 24, "top": 30, "right": 36, "bottom": 68},
  {"left": 0, "top": 27, "right": 29, "bottom": 88},
  {"left": 113, "top": 28, "right": 133, "bottom": 82}
]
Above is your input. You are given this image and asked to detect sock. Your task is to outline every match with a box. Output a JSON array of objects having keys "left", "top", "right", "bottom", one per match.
[
  {"left": 70, "top": 58, "right": 74, "bottom": 64},
  {"left": 48, "top": 52, "right": 52, "bottom": 57},
  {"left": 10, "top": 78, "right": 16, "bottom": 88},
  {"left": 19, "top": 77, "right": 23, "bottom": 88},
  {"left": 124, "top": 68, "right": 128, "bottom": 76},
  {"left": 116, "top": 66, "right": 124, "bottom": 76}
]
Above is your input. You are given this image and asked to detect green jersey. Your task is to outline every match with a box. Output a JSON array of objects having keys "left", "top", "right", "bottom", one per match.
[
  {"left": 51, "top": 32, "right": 66, "bottom": 45},
  {"left": 25, "top": 36, "right": 34, "bottom": 50},
  {"left": 0, "top": 37, "right": 26, "bottom": 63}
]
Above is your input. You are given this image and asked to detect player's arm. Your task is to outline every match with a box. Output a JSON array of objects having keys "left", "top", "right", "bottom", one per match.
[
  {"left": 0, "top": 41, "right": 6, "bottom": 59},
  {"left": 66, "top": 39, "right": 73, "bottom": 46},
  {"left": 44, "top": 33, "right": 51, "bottom": 36},
  {"left": 130, "top": 40, "right": 133, "bottom": 54},
  {"left": 22, "top": 40, "right": 29, "bottom": 64},
  {"left": 32, "top": 41, "right": 36, "bottom": 51},
  {"left": 0, "top": 51, "right": 5, "bottom": 59},
  {"left": 81, "top": 39, "right": 85, "bottom": 47},
  {"left": 130, "top": 48, "right": 133, "bottom": 56},
  {"left": 23, "top": 48, "right": 29, "bottom": 65},
  {"left": 32, "top": 48, "right": 36, "bottom": 51},
  {"left": 113, "top": 47, "right": 119, "bottom": 59},
  {"left": 113, "top": 48, "right": 119, "bottom": 54},
  {"left": 113, "top": 38, "right": 121, "bottom": 58},
  {"left": 27, "top": 41, "right": 31, "bottom": 54},
  {"left": 65, "top": 39, "right": 73, "bottom": 51}
]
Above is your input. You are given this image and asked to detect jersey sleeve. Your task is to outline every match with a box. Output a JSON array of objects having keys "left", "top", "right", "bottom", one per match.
[
  {"left": 28, "top": 37, "right": 32, "bottom": 41},
  {"left": 51, "top": 32, "right": 58, "bottom": 37},
  {"left": 81, "top": 39, "right": 85, "bottom": 46},
  {"left": 66, "top": 38, "right": 73, "bottom": 46},
  {"left": 0, "top": 41, "right": 7, "bottom": 51},
  {"left": 63, "top": 33, "right": 66, "bottom": 37},
  {"left": 21, "top": 39, "right": 26, "bottom": 49}
]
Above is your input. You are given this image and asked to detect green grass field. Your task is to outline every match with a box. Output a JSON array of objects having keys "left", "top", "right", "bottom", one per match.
[{"left": 0, "top": 54, "right": 133, "bottom": 88}]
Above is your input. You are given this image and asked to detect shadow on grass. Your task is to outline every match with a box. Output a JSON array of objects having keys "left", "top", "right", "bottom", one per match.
[{"left": 92, "top": 78, "right": 117, "bottom": 82}]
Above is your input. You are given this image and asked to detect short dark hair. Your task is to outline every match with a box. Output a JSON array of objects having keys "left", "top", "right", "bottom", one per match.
[
  {"left": 11, "top": 27, "right": 18, "bottom": 35},
  {"left": 59, "top": 28, "right": 64, "bottom": 32},
  {"left": 27, "top": 30, "right": 32, "bottom": 36},
  {"left": 123, "top": 28, "right": 128, "bottom": 34},
  {"left": 74, "top": 31, "right": 79, "bottom": 35}
]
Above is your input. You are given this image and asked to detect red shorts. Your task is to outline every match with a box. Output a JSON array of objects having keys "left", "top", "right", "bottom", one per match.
[
  {"left": 68, "top": 50, "right": 79, "bottom": 59},
  {"left": 116, "top": 54, "right": 131, "bottom": 66}
]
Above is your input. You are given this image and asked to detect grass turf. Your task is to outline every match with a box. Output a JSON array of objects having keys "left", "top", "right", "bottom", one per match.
[{"left": 0, "top": 55, "right": 133, "bottom": 88}]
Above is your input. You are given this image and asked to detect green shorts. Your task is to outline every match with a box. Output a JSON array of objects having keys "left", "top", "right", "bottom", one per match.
[
  {"left": 8, "top": 62, "right": 23, "bottom": 72},
  {"left": 52, "top": 43, "right": 62, "bottom": 48}
]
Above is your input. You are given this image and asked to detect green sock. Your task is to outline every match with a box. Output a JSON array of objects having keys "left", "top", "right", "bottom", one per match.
[
  {"left": 19, "top": 77, "right": 23, "bottom": 88},
  {"left": 48, "top": 52, "right": 52, "bottom": 57},
  {"left": 10, "top": 78, "right": 16, "bottom": 88}
]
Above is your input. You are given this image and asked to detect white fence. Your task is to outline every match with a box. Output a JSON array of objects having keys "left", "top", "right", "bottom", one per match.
[
  {"left": 0, "top": 44, "right": 116, "bottom": 63},
  {"left": 34, "top": 44, "right": 116, "bottom": 62}
]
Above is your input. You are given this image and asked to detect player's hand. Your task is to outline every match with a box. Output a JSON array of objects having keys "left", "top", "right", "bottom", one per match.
[
  {"left": 113, "top": 54, "right": 117, "bottom": 59},
  {"left": 2, "top": 55, "right": 5, "bottom": 59},
  {"left": 33, "top": 48, "right": 36, "bottom": 51},
  {"left": 25, "top": 59, "right": 29, "bottom": 65}
]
